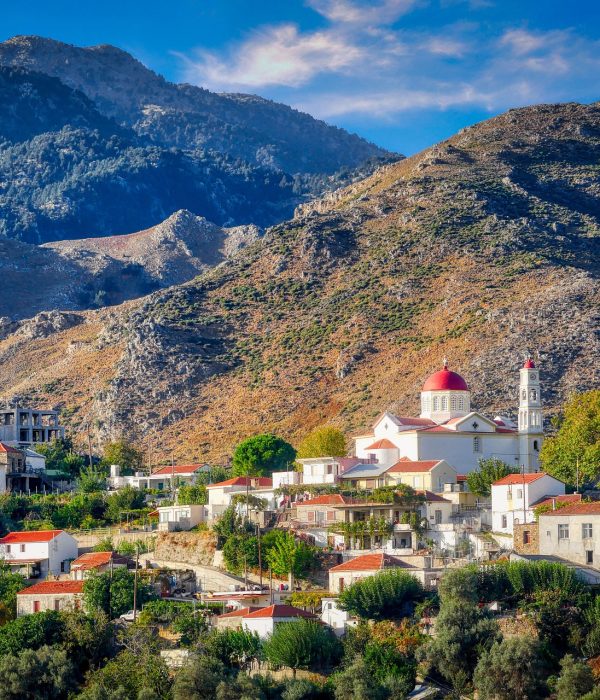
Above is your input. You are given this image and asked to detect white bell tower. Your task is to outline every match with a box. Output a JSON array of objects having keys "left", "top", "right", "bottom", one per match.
[{"left": 518, "top": 356, "right": 543, "bottom": 472}]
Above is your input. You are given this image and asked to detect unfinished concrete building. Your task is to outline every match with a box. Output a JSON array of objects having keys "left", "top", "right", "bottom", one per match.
[{"left": 0, "top": 406, "right": 65, "bottom": 447}]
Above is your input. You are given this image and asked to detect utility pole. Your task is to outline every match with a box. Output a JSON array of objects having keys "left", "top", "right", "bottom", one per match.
[
  {"left": 576, "top": 457, "right": 580, "bottom": 494},
  {"left": 86, "top": 422, "right": 94, "bottom": 469},
  {"left": 256, "top": 521, "right": 263, "bottom": 589},
  {"left": 133, "top": 543, "right": 139, "bottom": 622},
  {"left": 269, "top": 566, "right": 273, "bottom": 604}
]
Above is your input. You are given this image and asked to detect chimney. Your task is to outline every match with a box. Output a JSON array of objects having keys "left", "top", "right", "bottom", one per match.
[{"left": 552, "top": 497, "right": 556, "bottom": 511}]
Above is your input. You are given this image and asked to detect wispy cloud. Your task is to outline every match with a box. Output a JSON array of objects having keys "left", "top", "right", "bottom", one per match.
[{"left": 177, "top": 2, "right": 600, "bottom": 127}]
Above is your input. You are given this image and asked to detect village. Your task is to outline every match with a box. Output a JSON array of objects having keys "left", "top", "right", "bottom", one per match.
[{"left": 0, "top": 358, "right": 599, "bottom": 697}]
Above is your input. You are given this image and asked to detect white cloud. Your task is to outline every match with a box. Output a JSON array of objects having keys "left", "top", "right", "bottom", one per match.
[{"left": 307, "top": 0, "right": 418, "bottom": 25}]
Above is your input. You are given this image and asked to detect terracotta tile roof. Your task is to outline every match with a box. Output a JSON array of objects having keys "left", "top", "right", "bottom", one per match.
[
  {"left": 218, "top": 606, "right": 261, "bottom": 618},
  {"left": 0, "top": 442, "right": 21, "bottom": 454},
  {"left": 387, "top": 457, "right": 442, "bottom": 473},
  {"left": 243, "top": 604, "right": 316, "bottom": 619},
  {"left": 492, "top": 473, "right": 553, "bottom": 486},
  {"left": 539, "top": 502, "right": 600, "bottom": 516},
  {"left": 71, "top": 551, "right": 128, "bottom": 571},
  {"left": 207, "top": 476, "right": 273, "bottom": 489},
  {"left": 0, "top": 530, "right": 64, "bottom": 544},
  {"left": 329, "top": 553, "right": 413, "bottom": 572},
  {"left": 457, "top": 474, "right": 467, "bottom": 482},
  {"left": 365, "top": 439, "right": 397, "bottom": 450},
  {"left": 531, "top": 494, "right": 583, "bottom": 509},
  {"left": 296, "top": 494, "right": 350, "bottom": 507},
  {"left": 151, "top": 464, "right": 205, "bottom": 476},
  {"left": 18, "top": 580, "right": 84, "bottom": 595}
]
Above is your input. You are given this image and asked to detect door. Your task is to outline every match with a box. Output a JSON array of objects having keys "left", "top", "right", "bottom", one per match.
[
  {"left": 339, "top": 577, "right": 344, "bottom": 592},
  {"left": 33, "top": 601, "right": 40, "bottom": 613}
]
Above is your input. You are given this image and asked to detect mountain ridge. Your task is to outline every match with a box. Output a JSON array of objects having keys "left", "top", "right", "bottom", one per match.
[{"left": 1, "top": 102, "right": 598, "bottom": 461}]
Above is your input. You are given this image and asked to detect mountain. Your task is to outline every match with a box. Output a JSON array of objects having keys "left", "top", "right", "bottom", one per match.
[
  {"left": 0, "top": 36, "right": 394, "bottom": 245},
  {"left": 1, "top": 102, "right": 598, "bottom": 461},
  {"left": 0, "top": 210, "right": 260, "bottom": 321}
]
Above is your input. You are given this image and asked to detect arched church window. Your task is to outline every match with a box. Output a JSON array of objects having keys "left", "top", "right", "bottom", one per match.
[
  {"left": 458, "top": 396, "right": 465, "bottom": 410},
  {"left": 433, "top": 397, "right": 439, "bottom": 411},
  {"left": 473, "top": 436, "right": 481, "bottom": 453},
  {"left": 533, "top": 440, "right": 539, "bottom": 451},
  {"left": 451, "top": 396, "right": 457, "bottom": 410},
  {"left": 530, "top": 389, "right": 537, "bottom": 401},
  {"left": 441, "top": 396, "right": 448, "bottom": 411},
  {"left": 521, "top": 390, "right": 527, "bottom": 401}
]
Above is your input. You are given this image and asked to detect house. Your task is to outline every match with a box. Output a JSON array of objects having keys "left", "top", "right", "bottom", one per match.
[
  {"left": 338, "top": 462, "right": 391, "bottom": 490},
  {"left": 17, "top": 580, "right": 83, "bottom": 616},
  {"left": 328, "top": 552, "right": 440, "bottom": 593},
  {"left": 0, "top": 442, "right": 24, "bottom": 493},
  {"left": 296, "top": 457, "right": 366, "bottom": 486},
  {"left": 321, "top": 597, "right": 359, "bottom": 636},
  {"left": 537, "top": 502, "right": 600, "bottom": 569},
  {"left": 206, "top": 476, "right": 275, "bottom": 521},
  {"left": 0, "top": 530, "right": 78, "bottom": 577},
  {"left": 214, "top": 606, "right": 261, "bottom": 630},
  {"left": 108, "top": 463, "right": 210, "bottom": 491},
  {"left": 241, "top": 604, "right": 318, "bottom": 638},
  {"left": 0, "top": 405, "right": 65, "bottom": 447},
  {"left": 157, "top": 503, "right": 207, "bottom": 531},
  {"left": 491, "top": 472, "right": 566, "bottom": 535},
  {"left": 385, "top": 458, "right": 457, "bottom": 492},
  {"left": 70, "top": 551, "right": 129, "bottom": 580},
  {"left": 353, "top": 359, "right": 544, "bottom": 473}
]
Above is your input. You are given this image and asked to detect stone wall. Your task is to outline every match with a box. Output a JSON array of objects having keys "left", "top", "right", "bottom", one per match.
[
  {"left": 513, "top": 522, "right": 539, "bottom": 554},
  {"left": 153, "top": 531, "right": 216, "bottom": 566}
]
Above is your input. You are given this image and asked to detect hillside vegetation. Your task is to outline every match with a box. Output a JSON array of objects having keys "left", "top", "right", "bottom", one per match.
[{"left": 1, "top": 102, "right": 598, "bottom": 460}]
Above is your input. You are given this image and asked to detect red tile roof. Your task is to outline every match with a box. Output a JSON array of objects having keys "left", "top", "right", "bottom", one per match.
[
  {"left": 243, "top": 604, "right": 316, "bottom": 619},
  {"left": 365, "top": 439, "right": 397, "bottom": 450},
  {"left": 387, "top": 457, "right": 443, "bottom": 473},
  {"left": 71, "top": 551, "right": 128, "bottom": 571},
  {"left": 0, "top": 530, "right": 64, "bottom": 544},
  {"left": 207, "top": 476, "right": 273, "bottom": 489},
  {"left": 0, "top": 442, "right": 21, "bottom": 454},
  {"left": 539, "top": 502, "right": 600, "bottom": 516},
  {"left": 531, "top": 494, "right": 583, "bottom": 509},
  {"left": 218, "top": 606, "right": 261, "bottom": 619},
  {"left": 492, "top": 473, "right": 553, "bottom": 486},
  {"left": 329, "top": 553, "right": 412, "bottom": 572},
  {"left": 296, "top": 494, "right": 350, "bottom": 507},
  {"left": 18, "top": 580, "right": 84, "bottom": 595},
  {"left": 151, "top": 464, "right": 205, "bottom": 476}
]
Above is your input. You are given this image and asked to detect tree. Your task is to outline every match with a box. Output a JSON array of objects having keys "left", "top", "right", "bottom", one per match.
[
  {"left": 35, "top": 437, "right": 85, "bottom": 478},
  {"left": 203, "top": 628, "right": 262, "bottom": 669},
  {"left": 297, "top": 426, "right": 347, "bottom": 459},
  {"left": 540, "top": 390, "right": 600, "bottom": 484},
  {"left": 231, "top": 434, "right": 296, "bottom": 476},
  {"left": 212, "top": 505, "right": 253, "bottom": 543},
  {"left": 265, "top": 531, "right": 316, "bottom": 588},
  {"left": 177, "top": 484, "right": 207, "bottom": 505},
  {"left": 77, "top": 465, "right": 107, "bottom": 493},
  {"left": 0, "top": 563, "right": 25, "bottom": 621},
  {"left": 83, "top": 567, "right": 154, "bottom": 617},
  {"left": 555, "top": 654, "right": 595, "bottom": 700},
  {"left": 60, "top": 608, "right": 113, "bottom": 671},
  {"left": 338, "top": 569, "right": 424, "bottom": 621},
  {"left": 419, "top": 600, "right": 500, "bottom": 693},
  {"left": 0, "top": 644, "right": 75, "bottom": 699},
  {"left": 104, "top": 486, "right": 146, "bottom": 524},
  {"left": 473, "top": 637, "right": 547, "bottom": 700},
  {"left": 173, "top": 656, "right": 228, "bottom": 700},
  {"left": 264, "top": 620, "right": 342, "bottom": 676},
  {"left": 332, "top": 657, "right": 387, "bottom": 700},
  {"left": 101, "top": 439, "right": 144, "bottom": 474},
  {"left": 222, "top": 535, "right": 259, "bottom": 575},
  {"left": 466, "top": 458, "right": 518, "bottom": 498},
  {"left": 0, "top": 610, "right": 64, "bottom": 655}
]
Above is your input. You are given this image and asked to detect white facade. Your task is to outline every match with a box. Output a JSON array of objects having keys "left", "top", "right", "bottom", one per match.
[
  {"left": 298, "top": 457, "right": 342, "bottom": 485},
  {"left": 242, "top": 606, "right": 317, "bottom": 639},
  {"left": 0, "top": 530, "right": 79, "bottom": 577},
  {"left": 491, "top": 474, "right": 565, "bottom": 535},
  {"left": 206, "top": 477, "right": 276, "bottom": 521},
  {"left": 272, "top": 471, "right": 300, "bottom": 489},
  {"left": 538, "top": 506, "right": 600, "bottom": 568},
  {"left": 158, "top": 504, "right": 207, "bottom": 531},
  {"left": 321, "top": 597, "right": 358, "bottom": 635}
]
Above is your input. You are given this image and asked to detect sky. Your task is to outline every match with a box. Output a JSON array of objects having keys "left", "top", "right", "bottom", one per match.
[{"left": 1, "top": 0, "right": 599, "bottom": 155}]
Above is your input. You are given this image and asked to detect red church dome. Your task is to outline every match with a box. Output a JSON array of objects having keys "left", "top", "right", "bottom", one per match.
[
  {"left": 423, "top": 363, "right": 469, "bottom": 392},
  {"left": 523, "top": 358, "right": 535, "bottom": 368}
]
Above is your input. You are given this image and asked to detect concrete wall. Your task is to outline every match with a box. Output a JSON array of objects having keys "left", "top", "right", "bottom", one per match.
[
  {"left": 17, "top": 592, "right": 81, "bottom": 616},
  {"left": 539, "top": 513, "right": 600, "bottom": 567}
]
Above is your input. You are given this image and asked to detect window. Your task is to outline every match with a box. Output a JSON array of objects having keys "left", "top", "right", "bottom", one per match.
[
  {"left": 307, "top": 511, "right": 315, "bottom": 522},
  {"left": 326, "top": 511, "right": 335, "bottom": 521},
  {"left": 533, "top": 440, "right": 539, "bottom": 451},
  {"left": 433, "top": 397, "right": 439, "bottom": 411},
  {"left": 441, "top": 396, "right": 448, "bottom": 411},
  {"left": 19, "top": 544, "right": 25, "bottom": 553},
  {"left": 530, "top": 389, "right": 537, "bottom": 401},
  {"left": 582, "top": 523, "right": 593, "bottom": 539},
  {"left": 326, "top": 465, "right": 333, "bottom": 475},
  {"left": 451, "top": 395, "right": 457, "bottom": 410},
  {"left": 558, "top": 524, "right": 569, "bottom": 540},
  {"left": 458, "top": 396, "right": 465, "bottom": 410},
  {"left": 339, "top": 578, "right": 345, "bottom": 592},
  {"left": 501, "top": 515, "right": 507, "bottom": 529},
  {"left": 516, "top": 489, "right": 523, "bottom": 499},
  {"left": 435, "top": 510, "right": 442, "bottom": 525},
  {"left": 5, "top": 545, "right": 10, "bottom": 554},
  {"left": 587, "top": 551, "right": 594, "bottom": 565},
  {"left": 473, "top": 436, "right": 481, "bottom": 453},
  {"left": 521, "top": 389, "right": 526, "bottom": 400},
  {"left": 523, "top": 530, "right": 531, "bottom": 544},
  {"left": 54, "top": 600, "right": 60, "bottom": 611}
]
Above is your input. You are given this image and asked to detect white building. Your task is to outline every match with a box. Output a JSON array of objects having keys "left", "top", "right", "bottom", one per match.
[
  {"left": 297, "top": 457, "right": 366, "bottom": 486},
  {"left": 353, "top": 358, "right": 544, "bottom": 474},
  {"left": 491, "top": 473, "right": 565, "bottom": 535},
  {"left": 538, "top": 502, "right": 600, "bottom": 569},
  {"left": 108, "top": 463, "right": 210, "bottom": 491},
  {"left": 17, "top": 580, "right": 83, "bottom": 616},
  {"left": 0, "top": 530, "right": 79, "bottom": 577},
  {"left": 70, "top": 551, "right": 129, "bottom": 580},
  {"left": 321, "top": 597, "right": 358, "bottom": 636},
  {"left": 157, "top": 503, "right": 207, "bottom": 531},
  {"left": 241, "top": 604, "right": 318, "bottom": 638},
  {"left": 206, "top": 476, "right": 275, "bottom": 521}
]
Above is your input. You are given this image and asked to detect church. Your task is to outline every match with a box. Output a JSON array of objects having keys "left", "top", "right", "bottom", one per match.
[{"left": 353, "top": 358, "right": 544, "bottom": 474}]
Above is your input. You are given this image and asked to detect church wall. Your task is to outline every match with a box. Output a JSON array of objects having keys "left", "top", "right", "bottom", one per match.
[{"left": 415, "top": 433, "right": 521, "bottom": 473}]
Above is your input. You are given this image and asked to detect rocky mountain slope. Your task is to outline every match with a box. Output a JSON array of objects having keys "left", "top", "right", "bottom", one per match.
[
  {"left": 0, "top": 210, "right": 260, "bottom": 320},
  {"left": 1, "top": 103, "right": 598, "bottom": 461},
  {"left": 0, "top": 36, "right": 393, "bottom": 244}
]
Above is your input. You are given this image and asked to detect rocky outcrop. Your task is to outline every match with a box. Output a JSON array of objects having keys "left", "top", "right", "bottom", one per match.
[{"left": 153, "top": 531, "right": 216, "bottom": 567}]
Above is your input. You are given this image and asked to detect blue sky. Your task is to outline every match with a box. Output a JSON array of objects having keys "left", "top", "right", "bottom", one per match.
[{"left": 1, "top": 0, "right": 599, "bottom": 154}]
